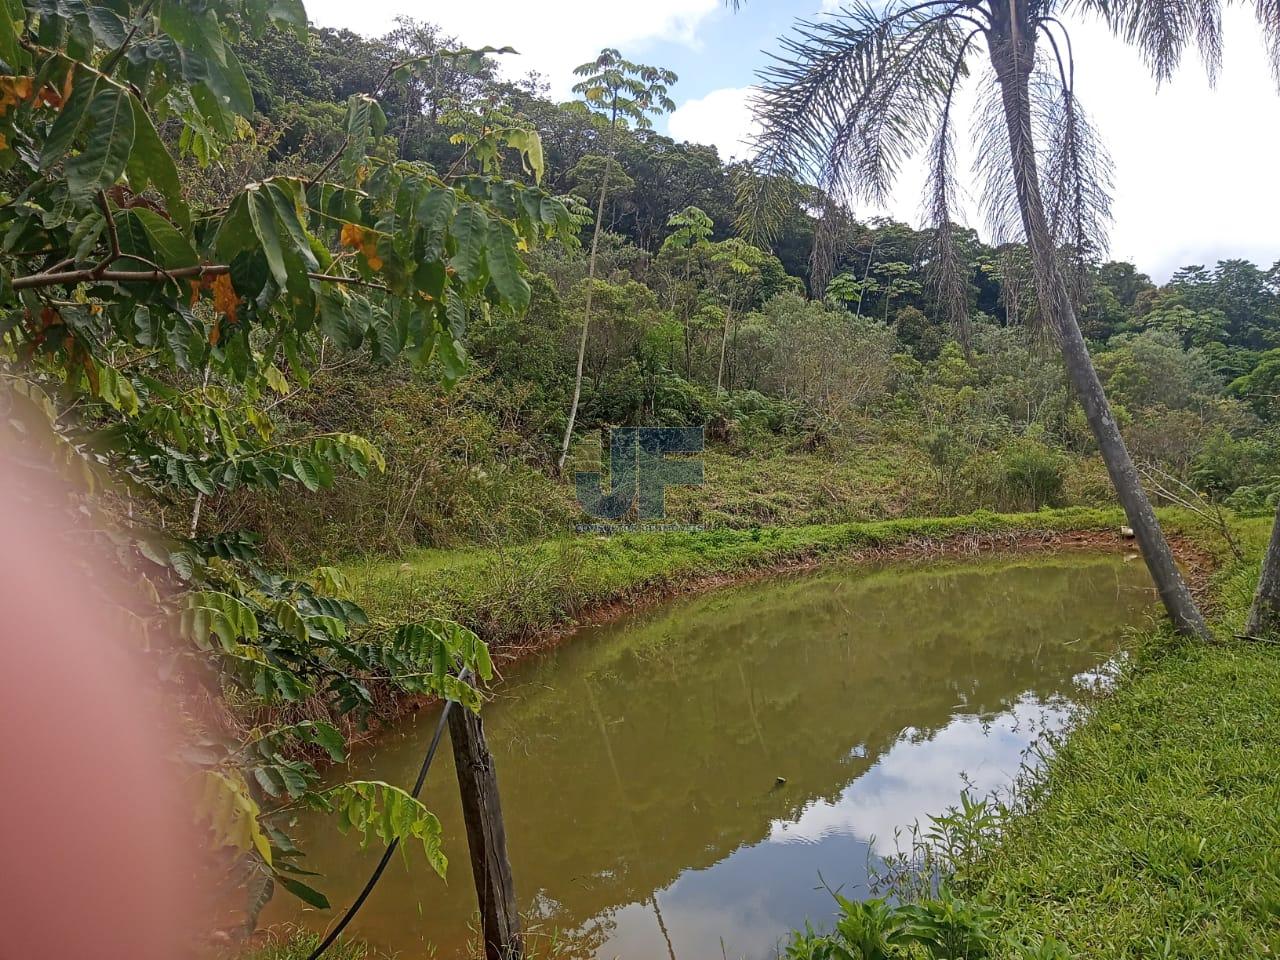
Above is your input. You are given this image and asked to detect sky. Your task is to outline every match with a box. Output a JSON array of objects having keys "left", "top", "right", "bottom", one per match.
[{"left": 299, "top": 0, "right": 1280, "bottom": 283}]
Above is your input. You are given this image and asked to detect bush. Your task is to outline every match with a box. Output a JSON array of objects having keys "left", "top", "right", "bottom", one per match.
[
  {"left": 1224, "top": 479, "right": 1280, "bottom": 516},
  {"left": 989, "top": 438, "right": 1068, "bottom": 512},
  {"left": 1191, "top": 430, "right": 1276, "bottom": 498},
  {"left": 224, "top": 362, "right": 575, "bottom": 563}
]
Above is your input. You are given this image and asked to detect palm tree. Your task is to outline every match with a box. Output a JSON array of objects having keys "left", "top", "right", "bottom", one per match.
[{"left": 741, "top": 0, "right": 1280, "bottom": 639}]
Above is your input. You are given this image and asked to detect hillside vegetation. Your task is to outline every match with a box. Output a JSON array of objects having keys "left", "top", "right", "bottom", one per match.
[{"left": 192, "top": 22, "right": 1280, "bottom": 566}]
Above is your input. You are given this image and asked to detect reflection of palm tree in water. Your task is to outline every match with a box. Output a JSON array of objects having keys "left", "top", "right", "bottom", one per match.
[
  {"left": 584, "top": 678, "right": 680, "bottom": 960},
  {"left": 650, "top": 894, "right": 676, "bottom": 960}
]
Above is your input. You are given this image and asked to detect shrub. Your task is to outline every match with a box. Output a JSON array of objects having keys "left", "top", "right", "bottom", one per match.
[
  {"left": 990, "top": 438, "right": 1068, "bottom": 512},
  {"left": 1191, "top": 430, "right": 1276, "bottom": 498}
]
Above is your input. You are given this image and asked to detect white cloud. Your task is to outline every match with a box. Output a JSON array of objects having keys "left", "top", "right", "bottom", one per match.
[
  {"left": 1067, "top": 8, "right": 1280, "bottom": 280},
  {"left": 300, "top": 0, "right": 720, "bottom": 98},
  {"left": 667, "top": 86, "right": 760, "bottom": 163},
  {"left": 768, "top": 698, "right": 1067, "bottom": 857}
]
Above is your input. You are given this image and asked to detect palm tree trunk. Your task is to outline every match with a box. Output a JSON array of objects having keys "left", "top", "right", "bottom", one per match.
[
  {"left": 557, "top": 156, "right": 612, "bottom": 473},
  {"left": 1246, "top": 499, "right": 1280, "bottom": 637},
  {"left": 989, "top": 33, "right": 1210, "bottom": 640}
]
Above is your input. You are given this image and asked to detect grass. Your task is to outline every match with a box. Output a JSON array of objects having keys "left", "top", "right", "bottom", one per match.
[
  {"left": 243, "top": 935, "right": 370, "bottom": 960},
  {"left": 344, "top": 507, "right": 1137, "bottom": 646},
  {"left": 571, "top": 438, "right": 1114, "bottom": 532},
  {"left": 967, "top": 515, "right": 1280, "bottom": 958},
  {"left": 663, "top": 444, "right": 937, "bottom": 526}
]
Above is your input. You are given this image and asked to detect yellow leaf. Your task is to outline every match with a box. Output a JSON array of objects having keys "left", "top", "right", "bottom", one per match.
[
  {"left": 198, "top": 771, "right": 272, "bottom": 866},
  {"left": 265, "top": 364, "right": 289, "bottom": 395}
]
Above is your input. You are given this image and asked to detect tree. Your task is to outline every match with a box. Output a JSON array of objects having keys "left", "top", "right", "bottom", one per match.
[
  {"left": 1237, "top": 351, "right": 1280, "bottom": 638},
  {"left": 740, "top": 0, "right": 1280, "bottom": 639},
  {"left": 0, "top": 0, "right": 571, "bottom": 921},
  {"left": 556, "top": 49, "right": 676, "bottom": 472},
  {"left": 707, "top": 238, "right": 768, "bottom": 391},
  {"left": 873, "top": 260, "right": 923, "bottom": 323},
  {"left": 658, "top": 205, "right": 715, "bottom": 372},
  {"left": 825, "top": 271, "right": 877, "bottom": 311}
]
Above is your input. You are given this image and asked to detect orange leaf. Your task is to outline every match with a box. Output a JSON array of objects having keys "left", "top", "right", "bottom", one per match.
[
  {"left": 210, "top": 274, "right": 240, "bottom": 325},
  {"left": 0, "top": 76, "right": 34, "bottom": 114},
  {"left": 340, "top": 222, "right": 364, "bottom": 249}
]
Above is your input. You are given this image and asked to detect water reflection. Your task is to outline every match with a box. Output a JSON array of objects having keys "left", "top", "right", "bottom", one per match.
[{"left": 266, "top": 552, "right": 1154, "bottom": 959}]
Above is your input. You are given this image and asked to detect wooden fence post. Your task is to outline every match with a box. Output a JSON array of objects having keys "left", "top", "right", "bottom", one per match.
[{"left": 448, "top": 698, "right": 523, "bottom": 960}]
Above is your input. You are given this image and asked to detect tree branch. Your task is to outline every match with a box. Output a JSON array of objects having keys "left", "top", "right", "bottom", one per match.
[
  {"left": 100, "top": 0, "right": 156, "bottom": 77},
  {"left": 93, "top": 191, "right": 122, "bottom": 278},
  {"left": 13, "top": 264, "right": 387, "bottom": 291}
]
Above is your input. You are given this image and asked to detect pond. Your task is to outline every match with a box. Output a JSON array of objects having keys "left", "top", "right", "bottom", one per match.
[{"left": 266, "top": 551, "right": 1155, "bottom": 959}]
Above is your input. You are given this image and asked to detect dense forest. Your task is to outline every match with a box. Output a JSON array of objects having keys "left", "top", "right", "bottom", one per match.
[{"left": 212, "top": 19, "right": 1280, "bottom": 563}]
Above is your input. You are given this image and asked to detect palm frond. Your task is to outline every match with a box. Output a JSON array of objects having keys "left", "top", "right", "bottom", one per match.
[
  {"left": 972, "top": 66, "right": 1111, "bottom": 264},
  {"left": 733, "top": 163, "right": 797, "bottom": 248},
  {"left": 744, "top": 1, "right": 974, "bottom": 239},
  {"left": 746, "top": 0, "right": 979, "bottom": 287},
  {"left": 1070, "top": 0, "right": 1223, "bottom": 84},
  {"left": 972, "top": 69, "right": 1024, "bottom": 246},
  {"left": 1250, "top": 0, "right": 1280, "bottom": 87},
  {"left": 807, "top": 194, "right": 863, "bottom": 297},
  {"left": 923, "top": 28, "right": 982, "bottom": 349},
  {"left": 1040, "top": 80, "right": 1113, "bottom": 296}
]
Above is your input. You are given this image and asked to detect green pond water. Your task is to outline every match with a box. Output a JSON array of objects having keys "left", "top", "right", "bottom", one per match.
[{"left": 266, "top": 551, "right": 1155, "bottom": 959}]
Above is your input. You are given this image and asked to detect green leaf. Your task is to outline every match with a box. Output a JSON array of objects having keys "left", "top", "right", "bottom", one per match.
[
  {"left": 123, "top": 208, "right": 198, "bottom": 268},
  {"left": 126, "top": 96, "right": 190, "bottom": 228},
  {"left": 159, "top": 2, "right": 254, "bottom": 119},
  {"left": 503, "top": 128, "right": 544, "bottom": 183},
  {"left": 436, "top": 327, "right": 467, "bottom": 383},
  {"left": 485, "top": 217, "right": 529, "bottom": 312},
  {"left": 66, "top": 86, "right": 135, "bottom": 200},
  {"left": 276, "top": 875, "right": 330, "bottom": 909},
  {"left": 291, "top": 456, "right": 320, "bottom": 491},
  {"left": 272, "top": 601, "right": 308, "bottom": 644},
  {"left": 219, "top": 46, "right": 257, "bottom": 119},
  {"left": 324, "top": 781, "right": 447, "bottom": 876},
  {"left": 0, "top": 0, "right": 26, "bottom": 70},
  {"left": 199, "top": 771, "right": 272, "bottom": 865},
  {"left": 40, "top": 73, "right": 99, "bottom": 171},
  {"left": 448, "top": 204, "right": 487, "bottom": 288},
  {"left": 265, "top": 364, "right": 289, "bottom": 395},
  {"left": 416, "top": 189, "right": 456, "bottom": 261},
  {"left": 68, "top": 209, "right": 105, "bottom": 259},
  {"left": 247, "top": 189, "right": 289, "bottom": 292},
  {"left": 184, "top": 461, "right": 217, "bottom": 496},
  {"left": 266, "top": 0, "right": 308, "bottom": 38},
  {"left": 262, "top": 181, "right": 318, "bottom": 314},
  {"left": 317, "top": 286, "right": 363, "bottom": 349},
  {"left": 339, "top": 94, "right": 376, "bottom": 179},
  {"left": 303, "top": 722, "right": 346, "bottom": 762},
  {"left": 86, "top": 5, "right": 125, "bottom": 48}
]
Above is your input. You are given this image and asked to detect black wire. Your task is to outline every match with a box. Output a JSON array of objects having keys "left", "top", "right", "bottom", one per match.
[{"left": 305, "top": 671, "right": 469, "bottom": 960}]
